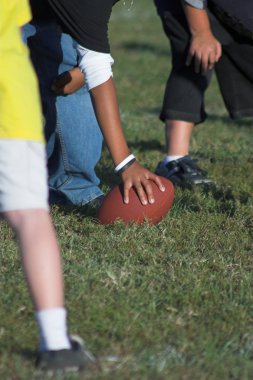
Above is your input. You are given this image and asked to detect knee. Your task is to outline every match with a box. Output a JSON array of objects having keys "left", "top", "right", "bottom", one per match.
[
  {"left": 3, "top": 209, "right": 50, "bottom": 235},
  {"left": 3, "top": 210, "right": 28, "bottom": 231}
]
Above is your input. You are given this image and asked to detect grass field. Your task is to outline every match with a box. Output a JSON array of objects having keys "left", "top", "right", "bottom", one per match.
[{"left": 0, "top": 1, "right": 253, "bottom": 379}]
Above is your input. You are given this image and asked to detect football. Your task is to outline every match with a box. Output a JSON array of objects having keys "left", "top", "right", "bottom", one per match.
[{"left": 97, "top": 177, "right": 174, "bottom": 225}]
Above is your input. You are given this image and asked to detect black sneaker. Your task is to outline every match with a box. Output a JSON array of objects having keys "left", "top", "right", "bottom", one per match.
[
  {"left": 155, "top": 155, "right": 213, "bottom": 189},
  {"left": 36, "top": 336, "right": 95, "bottom": 374}
]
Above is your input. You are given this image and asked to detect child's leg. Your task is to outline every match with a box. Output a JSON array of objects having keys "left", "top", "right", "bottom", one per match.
[
  {"left": 0, "top": 140, "right": 70, "bottom": 351},
  {"left": 3, "top": 209, "right": 63, "bottom": 311},
  {"left": 2, "top": 208, "right": 71, "bottom": 352},
  {"left": 165, "top": 120, "right": 194, "bottom": 157},
  {"left": 156, "top": 5, "right": 211, "bottom": 130},
  {"left": 215, "top": 41, "right": 253, "bottom": 119},
  {"left": 154, "top": 1, "right": 213, "bottom": 186},
  {"left": 0, "top": 14, "right": 88, "bottom": 367}
]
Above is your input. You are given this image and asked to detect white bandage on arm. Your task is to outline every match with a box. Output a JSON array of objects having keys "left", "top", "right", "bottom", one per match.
[{"left": 77, "top": 45, "right": 114, "bottom": 90}]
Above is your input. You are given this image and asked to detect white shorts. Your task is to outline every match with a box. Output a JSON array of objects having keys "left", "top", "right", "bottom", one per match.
[{"left": 0, "top": 140, "right": 49, "bottom": 212}]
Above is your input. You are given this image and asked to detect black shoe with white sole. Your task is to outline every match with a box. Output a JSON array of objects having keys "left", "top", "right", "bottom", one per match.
[
  {"left": 155, "top": 156, "right": 213, "bottom": 189},
  {"left": 36, "top": 336, "right": 95, "bottom": 374}
]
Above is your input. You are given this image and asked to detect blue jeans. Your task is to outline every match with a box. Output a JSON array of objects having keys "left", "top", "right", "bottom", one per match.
[{"left": 23, "top": 20, "right": 103, "bottom": 205}]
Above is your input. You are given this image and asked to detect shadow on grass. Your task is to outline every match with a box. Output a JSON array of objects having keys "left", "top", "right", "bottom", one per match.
[
  {"left": 207, "top": 114, "right": 253, "bottom": 128},
  {"left": 51, "top": 204, "right": 100, "bottom": 220},
  {"left": 139, "top": 106, "right": 162, "bottom": 116},
  {"left": 96, "top": 164, "right": 119, "bottom": 189},
  {"left": 18, "top": 348, "right": 36, "bottom": 361},
  {"left": 127, "top": 138, "right": 164, "bottom": 152},
  {"left": 121, "top": 41, "right": 169, "bottom": 56},
  {"left": 174, "top": 184, "right": 251, "bottom": 217}
]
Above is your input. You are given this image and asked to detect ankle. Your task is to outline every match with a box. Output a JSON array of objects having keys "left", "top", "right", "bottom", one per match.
[
  {"left": 163, "top": 154, "right": 186, "bottom": 164},
  {"left": 36, "top": 307, "right": 71, "bottom": 352}
]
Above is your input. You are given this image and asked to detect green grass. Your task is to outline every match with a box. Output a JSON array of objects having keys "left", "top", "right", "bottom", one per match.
[{"left": 0, "top": 1, "right": 253, "bottom": 379}]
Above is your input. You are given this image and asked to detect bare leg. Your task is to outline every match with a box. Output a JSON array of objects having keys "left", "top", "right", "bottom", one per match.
[
  {"left": 156, "top": 119, "right": 211, "bottom": 186},
  {"left": 165, "top": 119, "right": 194, "bottom": 156},
  {"left": 3, "top": 209, "right": 64, "bottom": 311}
]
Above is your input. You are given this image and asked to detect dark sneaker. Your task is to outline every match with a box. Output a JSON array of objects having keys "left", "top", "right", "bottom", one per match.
[
  {"left": 155, "top": 156, "right": 213, "bottom": 189},
  {"left": 36, "top": 335, "right": 95, "bottom": 374}
]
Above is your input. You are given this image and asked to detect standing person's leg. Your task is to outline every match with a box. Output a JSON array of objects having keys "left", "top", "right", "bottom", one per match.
[
  {"left": 2, "top": 23, "right": 91, "bottom": 372},
  {"left": 0, "top": 141, "right": 64, "bottom": 315},
  {"left": 0, "top": 140, "right": 89, "bottom": 372},
  {"left": 7, "top": 210, "right": 64, "bottom": 311},
  {"left": 204, "top": 7, "right": 253, "bottom": 120},
  {"left": 215, "top": 40, "right": 253, "bottom": 120},
  {"left": 154, "top": 0, "right": 213, "bottom": 187},
  {"left": 165, "top": 120, "right": 194, "bottom": 157},
  {"left": 24, "top": 20, "right": 104, "bottom": 206}
]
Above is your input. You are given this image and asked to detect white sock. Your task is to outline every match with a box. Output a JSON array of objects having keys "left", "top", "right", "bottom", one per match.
[
  {"left": 163, "top": 155, "right": 184, "bottom": 165},
  {"left": 36, "top": 307, "right": 71, "bottom": 352}
]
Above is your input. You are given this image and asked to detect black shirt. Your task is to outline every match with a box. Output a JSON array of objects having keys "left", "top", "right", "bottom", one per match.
[
  {"left": 30, "top": 0, "right": 55, "bottom": 20},
  {"left": 47, "top": 0, "right": 120, "bottom": 53}
]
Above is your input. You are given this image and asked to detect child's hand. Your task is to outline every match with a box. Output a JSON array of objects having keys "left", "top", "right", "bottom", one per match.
[
  {"left": 51, "top": 68, "right": 85, "bottom": 95},
  {"left": 182, "top": 4, "right": 222, "bottom": 75},
  {"left": 120, "top": 162, "right": 166, "bottom": 205},
  {"left": 186, "top": 30, "right": 222, "bottom": 75}
]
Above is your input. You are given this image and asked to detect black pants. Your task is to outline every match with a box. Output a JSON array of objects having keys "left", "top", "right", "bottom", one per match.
[{"left": 154, "top": 0, "right": 253, "bottom": 123}]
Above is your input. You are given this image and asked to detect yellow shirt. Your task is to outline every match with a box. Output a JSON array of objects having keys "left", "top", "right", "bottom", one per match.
[{"left": 0, "top": 0, "right": 44, "bottom": 142}]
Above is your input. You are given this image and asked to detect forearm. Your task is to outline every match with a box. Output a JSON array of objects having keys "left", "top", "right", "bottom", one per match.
[
  {"left": 183, "top": 2, "right": 211, "bottom": 36},
  {"left": 182, "top": 0, "right": 221, "bottom": 73},
  {"left": 90, "top": 78, "right": 130, "bottom": 166}
]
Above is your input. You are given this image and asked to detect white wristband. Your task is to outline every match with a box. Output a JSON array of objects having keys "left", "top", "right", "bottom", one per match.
[{"left": 114, "top": 154, "right": 136, "bottom": 174}]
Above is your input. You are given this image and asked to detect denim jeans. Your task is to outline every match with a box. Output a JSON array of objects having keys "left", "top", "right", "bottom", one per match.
[{"left": 23, "top": 20, "right": 103, "bottom": 205}]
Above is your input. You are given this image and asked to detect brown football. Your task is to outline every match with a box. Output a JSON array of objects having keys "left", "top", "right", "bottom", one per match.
[{"left": 97, "top": 177, "right": 174, "bottom": 225}]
